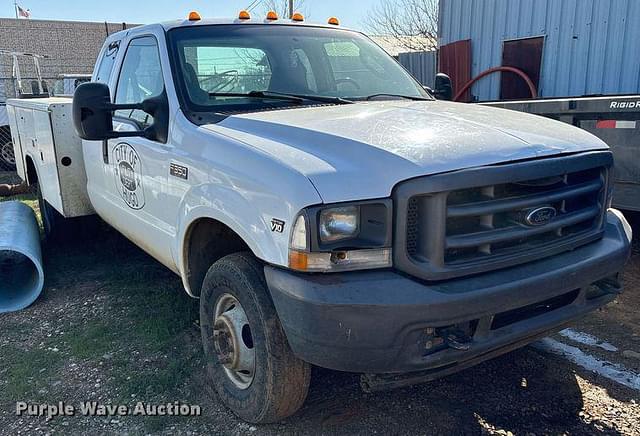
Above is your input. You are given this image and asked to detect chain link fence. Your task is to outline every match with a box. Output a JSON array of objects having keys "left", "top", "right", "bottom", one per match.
[{"left": 0, "top": 124, "right": 15, "bottom": 172}]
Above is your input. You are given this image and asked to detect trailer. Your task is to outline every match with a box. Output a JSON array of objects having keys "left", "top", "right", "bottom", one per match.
[{"left": 483, "top": 95, "right": 640, "bottom": 211}]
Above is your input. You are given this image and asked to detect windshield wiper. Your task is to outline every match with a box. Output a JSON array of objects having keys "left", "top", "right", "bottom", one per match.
[
  {"left": 364, "top": 93, "right": 431, "bottom": 101},
  {"left": 208, "top": 91, "right": 305, "bottom": 104},
  {"left": 208, "top": 91, "right": 353, "bottom": 105},
  {"left": 260, "top": 91, "right": 353, "bottom": 105}
]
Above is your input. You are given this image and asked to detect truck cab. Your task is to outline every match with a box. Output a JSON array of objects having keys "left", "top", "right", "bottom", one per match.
[{"left": 13, "top": 11, "right": 632, "bottom": 424}]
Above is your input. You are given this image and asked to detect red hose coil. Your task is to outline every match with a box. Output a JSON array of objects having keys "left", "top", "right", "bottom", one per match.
[{"left": 453, "top": 66, "right": 538, "bottom": 102}]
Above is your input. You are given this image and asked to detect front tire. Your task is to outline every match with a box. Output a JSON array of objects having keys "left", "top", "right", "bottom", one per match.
[{"left": 200, "top": 253, "right": 311, "bottom": 423}]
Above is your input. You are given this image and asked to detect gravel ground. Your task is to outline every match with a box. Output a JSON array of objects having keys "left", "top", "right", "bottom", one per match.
[{"left": 0, "top": 204, "right": 638, "bottom": 435}]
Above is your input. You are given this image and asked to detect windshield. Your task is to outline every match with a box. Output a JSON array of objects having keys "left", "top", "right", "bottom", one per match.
[{"left": 167, "top": 25, "right": 430, "bottom": 116}]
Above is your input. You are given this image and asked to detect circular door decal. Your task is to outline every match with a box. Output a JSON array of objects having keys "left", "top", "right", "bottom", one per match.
[{"left": 113, "top": 142, "right": 145, "bottom": 210}]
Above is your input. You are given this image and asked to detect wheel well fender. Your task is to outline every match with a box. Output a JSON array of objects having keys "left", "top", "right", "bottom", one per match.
[{"left": 181, "top": 217, "right": 252, "bottom": 297}]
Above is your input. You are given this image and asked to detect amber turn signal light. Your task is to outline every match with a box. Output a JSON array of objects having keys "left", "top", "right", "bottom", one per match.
[{"left": 288, "top": 251, "right": 309, "bottom": 271}]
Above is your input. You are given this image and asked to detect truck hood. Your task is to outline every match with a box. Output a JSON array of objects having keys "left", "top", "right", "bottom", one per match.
[{"left": 207, "top": 100, "right": 608, "bottom": 203}]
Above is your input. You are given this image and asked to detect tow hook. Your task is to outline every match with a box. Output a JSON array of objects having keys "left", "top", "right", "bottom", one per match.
[{"left": 443, "top": 329, "right": 472, "bottom": 351}]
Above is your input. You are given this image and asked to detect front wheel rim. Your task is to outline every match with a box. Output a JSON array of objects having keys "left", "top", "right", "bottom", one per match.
[
  {"left": 0, "top": 141, "right": 15, "bottom": 166},
  {"left": 213, "top": 293, "right": 256, "bottom": 390}
]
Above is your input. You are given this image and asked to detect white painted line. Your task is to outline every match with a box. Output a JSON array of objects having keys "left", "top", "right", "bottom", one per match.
[
  {"left": 558, "top": 328, "right": 618, "bottom": 352},
  {"left": 534, "top": 338, "right": 640, "bottom": 391}
]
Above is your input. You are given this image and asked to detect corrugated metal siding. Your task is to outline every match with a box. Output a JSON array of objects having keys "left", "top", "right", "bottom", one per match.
[
  {"left": 398, "top": 51, "right": 437, "bottom": 87},
  {"left": 439, "top": 0, "right": 640, "bottom": 100}
]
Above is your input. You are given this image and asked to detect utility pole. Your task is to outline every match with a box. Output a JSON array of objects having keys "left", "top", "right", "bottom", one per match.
[{"left": 288, "top": 0, "right": 294, "bottom": 18}]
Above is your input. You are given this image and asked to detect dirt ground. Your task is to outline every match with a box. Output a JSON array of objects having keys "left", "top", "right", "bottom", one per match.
[{"left": 0, "top": 188, "right": 639, "bottom": 435}]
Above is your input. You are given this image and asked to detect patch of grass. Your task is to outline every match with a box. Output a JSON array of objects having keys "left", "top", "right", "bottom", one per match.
[
  {"left": 1, "top": 344, "right": 66, "bottom": 401},
  {"left": 2, "top": 220, "right": 204, "bottom": 433},
  {"left": 131, "top": 291, "right": 197, "bottom": 349},
  {"left": 112, "top": 348, "right": 199, "bottom": 399},
  {"left": 66, "top": 320, "right": 121, "bottom": 359}
]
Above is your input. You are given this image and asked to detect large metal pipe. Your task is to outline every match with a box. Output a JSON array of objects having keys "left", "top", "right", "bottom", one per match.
[{"left": 0, "top": 201, "right": 44, "bottom": 313}]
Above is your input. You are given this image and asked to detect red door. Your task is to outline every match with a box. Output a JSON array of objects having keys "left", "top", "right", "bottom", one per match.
[
  {"left": 501, "top": 37, "right": 544, "bottom": 100},
  {"left": 439, "top": 39, "right": 472, "bottom": 102}
]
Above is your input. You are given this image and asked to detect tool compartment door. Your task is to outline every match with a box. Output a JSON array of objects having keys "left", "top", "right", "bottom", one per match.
[
  {"left": 32, "top": 108, "right": 64, "bottom": 214},
  {"left": 49, "top": 103, "right": 95, "bottom": 217}
]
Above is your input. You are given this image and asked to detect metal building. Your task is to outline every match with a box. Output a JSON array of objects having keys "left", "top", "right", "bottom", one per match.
[
  {"left": 398, "top": 51, "right": 437, "bottom": 88},
  {"left": 438, "top": 0, "right": 640, "bottom": 101}
]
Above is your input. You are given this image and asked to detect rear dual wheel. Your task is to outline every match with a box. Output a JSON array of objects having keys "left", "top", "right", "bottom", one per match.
[{"left": 200, "top": 253, "right": 311, "bottom": 423}]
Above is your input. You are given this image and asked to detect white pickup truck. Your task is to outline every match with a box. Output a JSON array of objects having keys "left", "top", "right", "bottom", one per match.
[{"left": 7, "top": 12, "right": 632, "bottom": 423}]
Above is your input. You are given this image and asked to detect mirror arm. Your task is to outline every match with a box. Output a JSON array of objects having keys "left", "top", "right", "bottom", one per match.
[
  {"left": 107, "top": 130, "right": 146, "bottom": 139},
  {"left": 102, "top": 102, "right": 147, "bottom": 139},
  {"left": 106, "top": 102, "right": 144, "bottom": 111}
]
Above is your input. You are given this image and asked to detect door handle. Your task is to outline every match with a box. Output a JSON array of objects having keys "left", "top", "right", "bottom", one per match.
[{"left": 102, "top": 139, "right": 108, "bottom": 164}]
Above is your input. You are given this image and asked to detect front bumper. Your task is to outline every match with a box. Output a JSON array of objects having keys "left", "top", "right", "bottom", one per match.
[{"left": 265, "top": 210, "right": 632, "bottom": 375}]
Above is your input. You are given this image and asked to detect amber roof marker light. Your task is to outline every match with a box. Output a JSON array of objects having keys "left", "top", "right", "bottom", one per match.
[
  {"left": 266, "top": 11, "right": 278, "bottom": 20},
  {"left": 328, "top": 17, "right": 340, "bottom": 25},
  {"left": 188, "top": 11, "right": 201, "bottom": 21},
  {"left": 292, "top": 12, "right": 304, "bottom": 22},
  {"left": 238, "top": 10, "right": 251, "bottom": 20}
]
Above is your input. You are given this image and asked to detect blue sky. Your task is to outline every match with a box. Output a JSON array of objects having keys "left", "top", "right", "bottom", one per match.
[{"left": 1, "top": 0, "right": 377, "bottom": 30}]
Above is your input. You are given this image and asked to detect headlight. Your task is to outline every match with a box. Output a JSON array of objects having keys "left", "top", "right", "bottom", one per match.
[
  {"left": 288, "top": 200, "right": 393, "bottom": 273},
  {"left": 319, "top": 206, "right": 359, "bottom": 243}
]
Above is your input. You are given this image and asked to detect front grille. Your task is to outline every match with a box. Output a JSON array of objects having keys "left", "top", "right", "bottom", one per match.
[
  {"left": 443, "top": 166, "right": 602, "bottom": 263},
  {"left": 394, "top": 152, "right": 612, "bottom": 281}
]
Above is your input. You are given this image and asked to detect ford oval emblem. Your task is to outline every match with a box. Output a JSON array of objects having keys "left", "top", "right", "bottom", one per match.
[{"left": 524, "top": 206, "right": 557, "bottom": 226}]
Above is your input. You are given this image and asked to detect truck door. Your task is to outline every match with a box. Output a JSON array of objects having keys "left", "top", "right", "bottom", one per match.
[{"left": 89, "top": 35, "right": 176, "bottom": 268}]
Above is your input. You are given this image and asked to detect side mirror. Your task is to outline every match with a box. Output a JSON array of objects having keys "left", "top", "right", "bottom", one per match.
[
  {"left": 434, "top": 73, "right": 453, "bottom": 101},
  {"left": 73, "top": 82, "right": 117, "bottom": 140},
  {"left": 73, "top": 82, "right": 169, "bottom": 143}
]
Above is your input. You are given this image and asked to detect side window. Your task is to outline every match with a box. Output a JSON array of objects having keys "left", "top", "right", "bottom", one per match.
[
  {"left": 115, "top": 36, "right": 164, "bottom": 127},
  {"left": 95, "top": 41, "right": 120, "bottom": 84}
]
